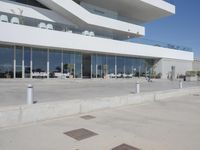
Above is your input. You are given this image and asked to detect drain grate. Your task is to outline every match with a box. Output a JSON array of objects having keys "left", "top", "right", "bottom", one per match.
[
  {"left": 80, "top": 115, "right": 96, "bottom": 120},
  {"left": 64, "top": 128, "right": 98, "bottom": 141},
  {"left": 112, "top": 144, "right": 140, "bottom": 150}
]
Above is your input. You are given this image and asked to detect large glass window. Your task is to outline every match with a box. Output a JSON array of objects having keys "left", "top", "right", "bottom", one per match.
[
  {"left": 132, "top": 58, "right": 140, "bottom": 77},
  {"left": 96, "top": 55, "right": 106, "bottom": 78},
  {"left": 49, "top": 50, "right": 62, "bottom": 78},
  {"left": 107, "top": 55, "right": 115, "bottom": 76},
  {"left": 117, "top": 56, "right": 124, "bottom": 77},
  {"left": 139, "top": 59, "right": 147, "bottom": 77},
  {"left": 15, "top": 46, "right": 23, "bottom": 78},
  {"left": 0, "top": 45, "right": 14, "bottom": 78},
  {"left": 63, "top": 51, "right": 75, "bottom": 77},
  {"left": 24, "top": 47, "right": 31, "bottom": 78},
  {"left": 91, "top": 54, "right": 96, "bottom": 78},
  {"left": 32, "top": 48, "right": 47, "bottom": 73},
  {"left": 75, "top": 53, "right": 82, "bottom": 78},
  {"left": 125, "top": 57, "right": 133, "bottom": 75}
]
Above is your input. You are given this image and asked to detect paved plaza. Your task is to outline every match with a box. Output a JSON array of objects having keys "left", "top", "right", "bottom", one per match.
[
  {"left": 0, "top": 79, "right": 200, "bottom": 106},
  {"left": 0, "top": 94, "right": 200, "bottom": 150}
]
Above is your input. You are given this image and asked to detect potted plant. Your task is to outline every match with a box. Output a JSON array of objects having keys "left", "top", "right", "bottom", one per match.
[{"left": 185, "top": 71, "right": 197, "bottom": 81}]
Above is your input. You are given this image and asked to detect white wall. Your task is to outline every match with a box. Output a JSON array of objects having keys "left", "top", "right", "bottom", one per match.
[
  {"left": 0, "top": 22, "right": 194, "bottom": 62},
  {"left": 193, "top": 60, "right": 200, "bottom": 71},
  {"left": 155, "top": 58, "right": 193, "bottom": 79}
]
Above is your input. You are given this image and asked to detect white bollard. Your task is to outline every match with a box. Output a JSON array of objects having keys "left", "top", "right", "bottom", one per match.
[
  {"left": 179, "top": 80, "right": 183, "bottom": 89},
  {"left": 136, "top": 81, "right": 140, "bottom": 94},
  {"left": 27, "top": 84, "right": 33, "bottom": 105}
]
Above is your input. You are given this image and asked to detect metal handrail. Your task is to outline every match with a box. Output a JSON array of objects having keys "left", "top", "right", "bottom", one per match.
[{"left": 129, "top": 38, "right": 192, "bottom": 52}]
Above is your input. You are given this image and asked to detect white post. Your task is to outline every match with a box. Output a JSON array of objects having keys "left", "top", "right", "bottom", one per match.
[
  {"left": 179, "top": 80, "right": 183, "bottom": 89},
  {"left": 136, "top": 81, "right": 140, "bottom": 94},
  {"left": 27, "top": 84, "right": 33, "bottom": 104}
]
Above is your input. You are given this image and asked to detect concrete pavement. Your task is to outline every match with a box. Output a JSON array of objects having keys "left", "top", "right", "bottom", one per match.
[{"left": 0, "top": 94, "right": 200, "bottom": 150}]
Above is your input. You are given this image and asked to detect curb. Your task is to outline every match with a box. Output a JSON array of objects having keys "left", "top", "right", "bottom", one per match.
[{"left": 0, "top": 86, "right": 200, "bottom": 128}]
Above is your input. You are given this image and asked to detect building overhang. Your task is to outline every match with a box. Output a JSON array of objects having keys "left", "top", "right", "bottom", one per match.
[
  {"left": 81, "top": 0, "right": 176, "bottom": 23},
  {"left": 0, "top": 22, "right": 193, "bottom": 61}
]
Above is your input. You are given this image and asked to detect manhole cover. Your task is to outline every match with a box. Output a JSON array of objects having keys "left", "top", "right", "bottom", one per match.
[
  {"left": 112, "top": 144, "right": 140, "bottom": 150},
  {"left": 64, "top": 128, "right": 98, "bottom": 141},
  {"left": 80, "top": 115, "right": 96, "bottom": 120}
]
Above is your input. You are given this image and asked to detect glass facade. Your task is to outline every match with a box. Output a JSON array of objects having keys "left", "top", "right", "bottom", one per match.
[
  {"left": 75, "top": 53, "right": 82, "bottom": 78},
  {"left": 63, "top": 51, "right": 75, "bottom": 77},
  {"left": 117, "top": 56, "right": 125, "bottom": 77},
  {"left": 0, "top": 44, "right": 156, "bottom": 79},
  {"left": 49, "top": 50, "right": 62, "bottom": 78},
  {"left": 15, "top": 46, "right": 23, "bottom": 78},
  {"left": 107, "top": 56, "right": 115, "bottom": 75},
  {"left": 0, "top": 45, "right": 14, "bottom": 78},
  {"left": 32, "top": 48, "right": 47, "bottom": 73},
  {"left": 24, "top": 47, "right": 31, "bottom": 78}
]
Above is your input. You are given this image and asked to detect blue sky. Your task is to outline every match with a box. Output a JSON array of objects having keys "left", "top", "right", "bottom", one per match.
[{"left": 144, "top": 0, "right": 200, "bottom": 58}]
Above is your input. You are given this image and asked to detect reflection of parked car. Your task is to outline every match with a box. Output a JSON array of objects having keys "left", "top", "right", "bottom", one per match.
[
  {"left": 108, "top": 73, "right": 115, "bottom": 78},
  {"left": 54, "top": 72, "right": 70, "bottom": 78},
  {"left": 127, "top": 74, "right": 133, "bottom": 78},
  {"left": 123, "top": 73, "right": 128, "bottom": 78},
  {"left": 32, "top": 72, "right": 48, "bottom": 78},
  {"left": 116, "top": 73, "right": 122, "bottom": 78}
]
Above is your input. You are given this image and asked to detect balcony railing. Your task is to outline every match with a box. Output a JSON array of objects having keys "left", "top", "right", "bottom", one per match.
[
  {"left": 129, "top": 38, "right": 192, "bottom": 52},
  {"left": 0, "top": 11, "right": 114, "bottom": 40}
]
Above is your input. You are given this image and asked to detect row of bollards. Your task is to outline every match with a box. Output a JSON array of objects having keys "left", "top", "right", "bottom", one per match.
[
  {"left": 25, "top": 80, "right": 184, "bottom": 104},
  {"left": 135, "top": 80, "right": 183, "bottom": 94}
]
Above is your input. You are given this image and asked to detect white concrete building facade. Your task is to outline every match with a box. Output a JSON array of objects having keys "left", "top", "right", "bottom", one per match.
[{"left": 0, "top": 0, "right": 194, "bottom": 79}]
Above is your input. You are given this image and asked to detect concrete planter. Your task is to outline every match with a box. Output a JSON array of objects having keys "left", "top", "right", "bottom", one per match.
[{"left": 186, "top": 76, "right": 198, "bottom": 81}]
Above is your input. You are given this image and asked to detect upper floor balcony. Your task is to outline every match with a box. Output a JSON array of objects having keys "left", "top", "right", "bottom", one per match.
[{"left": 0, "top": 11, "right": 191, "bottom": 54}]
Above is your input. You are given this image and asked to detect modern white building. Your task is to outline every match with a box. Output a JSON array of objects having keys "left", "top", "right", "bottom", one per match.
[{"left": 0, "top": 0, "right": 194, "bottom": 79}]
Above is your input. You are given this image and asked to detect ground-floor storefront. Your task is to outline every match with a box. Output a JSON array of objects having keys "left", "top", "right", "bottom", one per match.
[{"left": 0, "top": 44, "right": 157, "bottom": 79}]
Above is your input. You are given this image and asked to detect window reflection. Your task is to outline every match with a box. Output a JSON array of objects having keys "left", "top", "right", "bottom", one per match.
[
  {"left": 117, "top": 56, "right": 124, "bottom": 78},
  {"left": 96, "top": 55, "right": 106, "bottom": 78},
  {"left": 107, "top": 55, "right": 115, "bottom": 78},
  {"left": 49, "top": 50, "right": 62, "bottom": 78},
  {"left": 91, "top": 54, "right": 96, "bottom": 78},
  {"left": 75, "top": 53, "right": 82, "bottom": 78},
  {"left": 63, "top": 51, "right": 75, "bottom": 78},
  {"left": 32, "top": 48, "right": 47, "bottom": 77},
  {"left": 15, "top": 46, "right": 23, "bottom": 78},
  {"left": 0, "top": 44, "right": 156, "bottom": 79},
  {"left": 24, "top": 47, "right": 31, "bottom": 78},
  {"left": 0, "top": 45, "right": 14, "bottom": 78}
]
